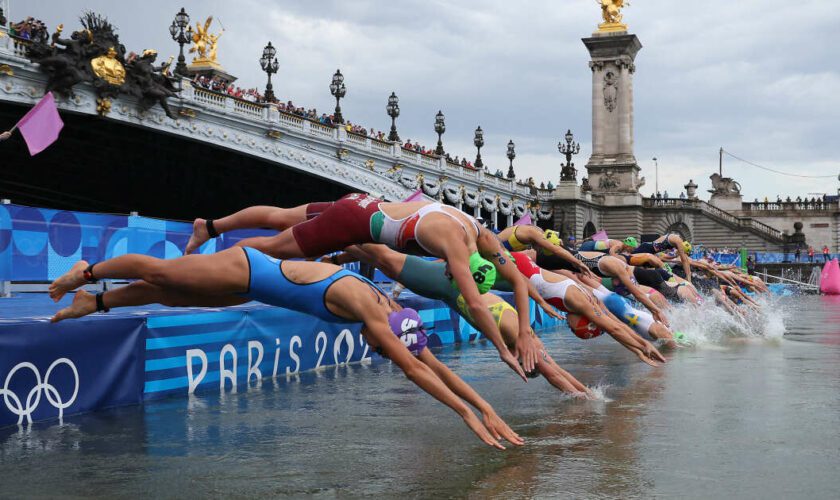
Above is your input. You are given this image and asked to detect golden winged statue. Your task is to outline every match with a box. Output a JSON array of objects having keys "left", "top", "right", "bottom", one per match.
[
  {"left": 189, "top": 16, "right": 223, "bottom": 62},
  {"left": 597, "top": 0, "right": 630, "bottom": 32}
]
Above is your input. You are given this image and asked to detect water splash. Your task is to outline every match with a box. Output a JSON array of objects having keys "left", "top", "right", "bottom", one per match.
[
  {"left": 584, "top": 384, "right": 612, "bottom": 403},
  {"left": 665, "top": 291, "right": 790, "bottom": 346}
]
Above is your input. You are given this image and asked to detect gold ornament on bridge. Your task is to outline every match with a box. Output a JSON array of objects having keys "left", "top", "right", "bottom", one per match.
[
  {"left": 189, "top": 16, "right": 223, "bottom": 64},
  {"left": 596, "top": 0, "right": 629, "bottom": 33},
  {"left": 90, "top": 46, "right": 126, "bottom": 85},
  {"left": 96, "top": 97, "right": 112, "bottom": 116}
]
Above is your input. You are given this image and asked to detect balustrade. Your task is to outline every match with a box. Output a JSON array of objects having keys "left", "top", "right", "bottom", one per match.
[
  {"left": 309, "top": 121, "right": 335, "bottom": 139},
  {"left": 742, "top": 201, "right": 838, "bottom": 212}
]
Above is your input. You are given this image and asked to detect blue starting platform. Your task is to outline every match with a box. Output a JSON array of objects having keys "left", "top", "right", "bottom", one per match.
[{"left": 0, "top": 291, "right": 561, "bottom": 428}]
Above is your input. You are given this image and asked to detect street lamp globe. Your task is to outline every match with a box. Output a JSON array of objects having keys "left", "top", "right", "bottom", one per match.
[{"left": 175, "top": 7, "right": 189, "bottom": 29}]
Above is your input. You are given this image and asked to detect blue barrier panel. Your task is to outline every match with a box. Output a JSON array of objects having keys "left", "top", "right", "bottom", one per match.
[
  {"left": 0, "top": 306, "right": 145, "bottom": 427},
  {"left": 0, "top": 293, "right": 564, "bottom": 426},
  {"left": 0, "top": 204, "right": 274, "bottom": 281},
  {"left": 143, "top": 306, "right": 369, "bottom": 398}
]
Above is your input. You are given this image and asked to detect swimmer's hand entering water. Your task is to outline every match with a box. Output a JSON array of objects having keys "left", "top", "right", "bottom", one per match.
[{"left": 482, "top": 409, "right": 524, "bottom": 447}]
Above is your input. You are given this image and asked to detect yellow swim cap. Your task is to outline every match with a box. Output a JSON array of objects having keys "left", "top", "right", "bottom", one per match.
[{"left": 544, "top": 229, "right": 561, "bottom": 246}]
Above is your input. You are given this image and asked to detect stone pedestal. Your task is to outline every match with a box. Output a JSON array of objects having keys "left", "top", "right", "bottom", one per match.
[
  {"left": 582, "top": 31, "right": 642, "bottom": 195},
  {"left": 709, "top": 192, "right": 743, "bottom": 212},
  {"left": 553, "top": 180, "right": 581, "bottom": 200},
  {"left": 186, "top": 60, "right": 237, "bottom": 86}
]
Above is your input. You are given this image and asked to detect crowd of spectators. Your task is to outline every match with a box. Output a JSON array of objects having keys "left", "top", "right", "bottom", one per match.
[
  {"left": 192, "top": 75, "right": 265, "bottom": 103},
  {"left": 9, "top": 17, "right": 49, "bottom": 43}
]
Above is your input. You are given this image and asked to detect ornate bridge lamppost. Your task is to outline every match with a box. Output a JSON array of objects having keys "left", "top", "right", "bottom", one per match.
[
  {"left": 259, "top": 42, "right": 279, "bottom": 103},
  {"left": 434, "top": 111, "right": 446, "bottom": 155},
  {"left": 473, "top": 126, "right": 484, "bottom": 169},
  {"left": 386, "top": 92, "right": 400, "bottom": 142},
  {"left": 329, "top": 69, "right": 346, "bottom": 124},
  {"left": 558, "top": 129, "right": 581, "bottom": 182},
  {"left": 168, "top": 7, "right": 193, "bottom": 77},
  {"left": 506, "top": 140, "right": 516, "bottom": 179}
]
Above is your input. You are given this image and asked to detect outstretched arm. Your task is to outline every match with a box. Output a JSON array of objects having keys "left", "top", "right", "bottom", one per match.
[
  {"left": 418, "top": 349, "right": 523, "bottom": 447},
  {"left": 613, "top": 265, "right": 668, "bottom": 326},
  {"left": 449, "top": 245, "right": 527, "bottom": 381},
  {"left": 363, "top": 320, "right": 509, "bottom": 450},
  {"left": 532, "top": 237, "right": 594, "bottom": 278},
  {"left": 482, "top": 240, "right": 540, "bottom": 375}
]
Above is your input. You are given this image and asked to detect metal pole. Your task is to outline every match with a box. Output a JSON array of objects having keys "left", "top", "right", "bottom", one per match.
[{"left": 719, "top": 147, "right": 723, "bottom": 177}]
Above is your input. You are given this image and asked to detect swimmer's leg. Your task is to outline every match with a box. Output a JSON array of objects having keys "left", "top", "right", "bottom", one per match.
[
  {"left": 52, "top": 281, "right": 248, "bottom": 322},
  {"left": 234, "top": 231, "right": 306, "bottom": 259},
  {"left": 49, "top": 247, "right": 249, "bottom": 302},
  {"left": 185, "top": 204, "right": 310, "bottom": 254}
]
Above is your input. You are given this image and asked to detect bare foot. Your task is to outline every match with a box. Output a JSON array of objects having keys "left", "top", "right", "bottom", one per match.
[
  {"left": 49, "top": 260, "right": 89, "bottom": 302},
  {"left": 185, "top": 218, "right": 209, "bottom": 255},
  {"left": 52, "top": 290, "right": 97, "bottom": 322}
]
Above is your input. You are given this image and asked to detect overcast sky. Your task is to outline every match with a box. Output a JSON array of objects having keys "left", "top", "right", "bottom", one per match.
[{"left": 17, "top": 0, "right": 839, "bottom": 200}]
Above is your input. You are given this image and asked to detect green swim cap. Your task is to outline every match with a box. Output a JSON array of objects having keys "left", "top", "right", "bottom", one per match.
[
  {"left": 450, "top": 252, "right": 497, "bottom": 294},
  {"left": 623, "top": 237, "right": 639, "bottom": 248}
]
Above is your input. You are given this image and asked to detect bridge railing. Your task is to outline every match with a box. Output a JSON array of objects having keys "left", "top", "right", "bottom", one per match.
[
  {"left": 177, "top": 81, "right": 531, "bottom": 198},
  {"left": 643, "top": 197, "right": 784, "bottom": 241},
  {"left": 742, "top": 201, "right": 839, "bottom": 212}
]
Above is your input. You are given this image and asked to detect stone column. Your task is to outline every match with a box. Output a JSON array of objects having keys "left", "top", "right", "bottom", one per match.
[{"left": 582, "top": 32, "right": 642, "bottom": 198}]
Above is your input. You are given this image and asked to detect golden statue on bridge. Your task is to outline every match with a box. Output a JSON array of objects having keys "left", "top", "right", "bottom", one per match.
[
  {"left": 597, "top": 0, "right": 629, "bottom": 33},
  {"left": 189, "top": 16, "right": 223, "bottom": 64}
]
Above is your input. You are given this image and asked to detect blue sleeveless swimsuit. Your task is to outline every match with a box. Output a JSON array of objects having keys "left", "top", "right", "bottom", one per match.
[{"left": 239, "top": 247, "right": 384, "bottom": 323}]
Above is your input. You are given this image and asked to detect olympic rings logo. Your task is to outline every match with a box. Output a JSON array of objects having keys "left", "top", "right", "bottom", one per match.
[{"left": 0, "top": 359, "right": 79, "bottom": 425}]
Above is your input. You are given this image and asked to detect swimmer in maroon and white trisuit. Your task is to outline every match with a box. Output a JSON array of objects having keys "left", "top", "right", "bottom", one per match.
[
  {"left": 505, "top": 251, "right": 667, "bottom": 366},
  {"left": 49, "top": 250, "right": 523, "bottom": 450},
  {"left": 183, "top": 195, "right": 541, "bottom": 381}
]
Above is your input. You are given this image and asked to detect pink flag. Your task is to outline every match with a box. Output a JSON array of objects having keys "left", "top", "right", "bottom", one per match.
[
  {"left": 592, "top": 230, "right": 608, "bottom": 241},
  {"left": 16, "top": 92, "right": 64, "bottom": 156},
  {"left": 513, "top": 214, "right": 532, "bottom": 226},
  {"left": 402, "top": 189, "right": 425, "bottom": 202}
]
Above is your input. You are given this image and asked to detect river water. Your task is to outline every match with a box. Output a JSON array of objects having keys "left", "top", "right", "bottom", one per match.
[{"left": 1, "top": 295, "right": 839, "bottom": 498}]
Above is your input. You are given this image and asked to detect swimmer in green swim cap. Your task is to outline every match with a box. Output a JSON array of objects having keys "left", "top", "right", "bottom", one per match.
[{"left": 449, "top": 252, "right": 497, "bottom": 294}]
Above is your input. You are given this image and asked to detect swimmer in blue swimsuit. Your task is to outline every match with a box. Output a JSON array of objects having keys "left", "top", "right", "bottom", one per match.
[{"left": 49, "top": 248, "right": 523, "bottom": 450}]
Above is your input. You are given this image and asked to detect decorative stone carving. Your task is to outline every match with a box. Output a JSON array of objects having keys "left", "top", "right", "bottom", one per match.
[
  {"left": 599, "top": 170, "right": 620, "bottom": 190},
  {"left": 684, "top": 179, "right": 698, "bottom": 199},
  {"left": 603, "top": 71, "right": 618, "bottom": 112},
  {"left": 481, "top": 193, "right": 497, "bottom": 212},
  {"left": 709, "top": 173, "right": 741, "bottom": 195},
  {"left": 443, "top": 184, "right": 462, "bottom": 204},
  {"left": 464, "top": 190, "right": 479, "bottom": 208}
]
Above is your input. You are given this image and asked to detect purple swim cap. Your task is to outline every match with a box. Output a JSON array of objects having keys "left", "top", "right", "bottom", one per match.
[{"left": 387, "top": 308, "right": 428, "bottom": 357}]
